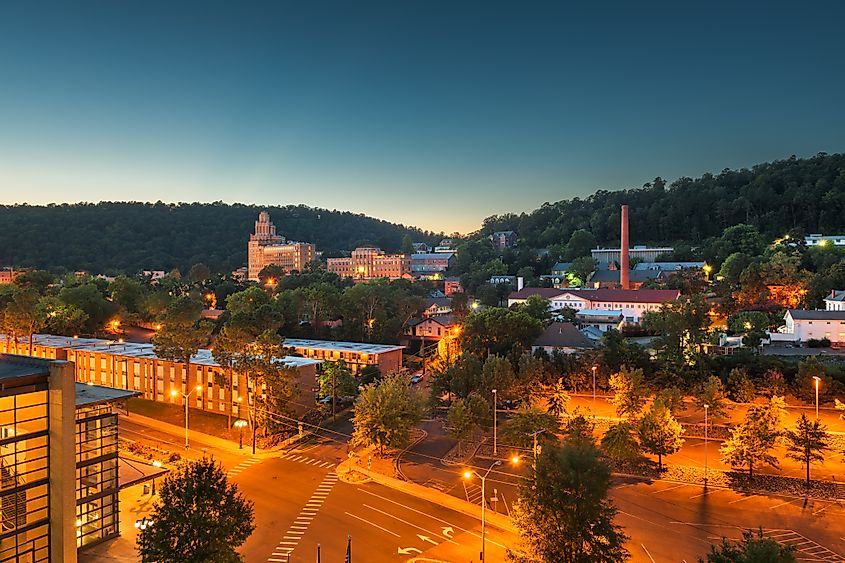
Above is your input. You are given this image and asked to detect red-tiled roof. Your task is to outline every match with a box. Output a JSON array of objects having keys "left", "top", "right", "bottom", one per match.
[
  {"left": 508, "top": 287, "right": 566, "bottom": 300},
  {"left": 562, "top": 288, "right": 680, "bottom": 303}
]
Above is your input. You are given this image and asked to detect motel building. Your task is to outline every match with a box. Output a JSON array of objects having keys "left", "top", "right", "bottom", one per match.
[
  {"left": 0, "top": 334, "right": 322, "bottom": 419},
  {"left": 0, "top": 334, "right": 403, "bottom": 413}
]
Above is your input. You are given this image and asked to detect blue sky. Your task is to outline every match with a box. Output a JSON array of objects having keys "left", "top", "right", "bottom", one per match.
[{"left": 1, "top": 1, "right": 843, "bottom": 233}]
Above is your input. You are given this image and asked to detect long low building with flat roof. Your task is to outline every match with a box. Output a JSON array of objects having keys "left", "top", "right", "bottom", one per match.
[
  {"left": 0, "top": 334, "right": 322, "bottom": 418},
  {"left": 283, "top": 338, "right": 404, "bottom": 374}
]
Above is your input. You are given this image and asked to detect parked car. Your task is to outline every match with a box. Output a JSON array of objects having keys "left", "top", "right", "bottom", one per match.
[{"left": 410, "top": 374, "right": 423, "bottom": 385}]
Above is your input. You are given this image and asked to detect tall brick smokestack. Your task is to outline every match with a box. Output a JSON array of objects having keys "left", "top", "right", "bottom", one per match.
[{"left": 620, "top": 205, "right": 630, "bottom": 289}]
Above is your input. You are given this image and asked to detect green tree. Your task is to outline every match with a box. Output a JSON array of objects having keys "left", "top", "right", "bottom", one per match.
[
  {"left": 481, "top": 354, "right": 516, "bottom": 398},
  {"left": 4, "top": 288, "right": 45, "bottom": 355},
  {"left": 608, "top": 366, "right": 647, "bottom": 419},
  {"left": 38, "top": 296, "right": 89, "bottom": 336},
  {"left": 510, "top": 441, "right": 629, "bottom": 562},
  {"left": 400, "top": 234, "right": 414, "bottom": 255},
  {"left": 446, "top": 392, "right": 490, "bottom": 441},
  {"left": 784, "top": 414, "right": 830, "bottom": 485},
  {"left": 318, "top": 360, "right": 358, "bottom": 419},
  {"left": 152, "top": 297, "right": 213, "bottom": 391},
  {"left": 793, "top": 356, "right": 832, "bottom": 403},
  {"left": 110, "top": 276, "right": 147, "bottom": 319},
  {"left": 187, "top": 262, "right": 211, "bottom": 284},
  {"left": 58, "top": 283, "right": 115, "bottom": 333},
  {"left": 519, "top": 295, "right": 551, "bottom": 323},
  {"left": 695, "top": 375, "right": 729, "bottom": 421},
  {"left": 727, "top": 368, "right": 757, "bottom": 403},
  {"left": 461, "top": 307, "right": 543, "bottom": 359},
  {"left": 546, "top": 378, "right": 570, "bottom": 418},
  {"left": 642, "top": 294, "right": 710, "bottom": 360},
  {"left": 638, "top": 399, "right": 684, "bottom": 470},
  {"left": 500, "top": 406, "right": 560, "bottom": 449},
  {"left": 601, "top": 422, "right": 640, "bottom": 463},
  {"left": 137, "top": 457, "right": 255, "bottom": 563},
  {"left": 699, "top": 529, "right": 795, "bottom": 563},
  {"left": 564, "top": 229, "right": 597, "bottom": 260},
  {"left": 719, "top": 402, "right": 781, "bottom": 479},
  {"left": 352, "top": 372, "right": 424, "bottom": 454},
  {"left": 655, "top": 386, "right": 684, "bottom": 415},
  {"left": 569, "top": 256, "right": 598, "bottom": 286}
]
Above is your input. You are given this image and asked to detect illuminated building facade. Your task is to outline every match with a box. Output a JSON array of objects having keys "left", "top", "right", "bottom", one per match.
[
  {"left": 326, "top": 246, "right": 411, "bottom": 280},
  {"left": 248, "top": 212, "right": 316, "bottom": 281}
]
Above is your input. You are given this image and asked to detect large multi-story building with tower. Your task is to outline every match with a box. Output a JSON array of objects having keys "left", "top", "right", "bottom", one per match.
[{"left": 247, "top": 211, "right": 316, "bottom": 281}]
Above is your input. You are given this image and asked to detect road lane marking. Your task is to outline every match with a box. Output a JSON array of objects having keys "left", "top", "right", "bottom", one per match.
[
  {"left": 651, "top": 483, "right": 688, "bottom": 494},
  {"left": 728, "top": 495, "right": 758, "bottom": 504},
  {"left": 357, "top": 487, "right": 506, "bottom": 549},
  {"left": 769, "top": 498, "right": 803, "bottom": 509},
  {"left": 362, "top": 503, "right": 459, "bottom": 545},
  {"left": 690, "top": 489, "right": 717, "bottom": 499},
  {"left": 266, "top": 473, "right": 338, "bottom": 562},
  {"left": 344, "top": 511, "right": 401, "bottom": 537},
  {"left": 641, "top": 544, "right": 656, "bottom": 562},
  {"left": 226, "top": 457, "right": 262, "bottom": 477}
]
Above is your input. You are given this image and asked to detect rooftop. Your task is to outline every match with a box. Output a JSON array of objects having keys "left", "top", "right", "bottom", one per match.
[
  {"left": 576, "top": 309, "right": 625, "bottom": 318},
  {"left": 75, "top": 383, "right": 139, "bottom": 407},
  {"left": 824, "top": 290, "right": 845, "bottom": 303},
  {"left": 633, "top": 261, "right": 705, "bottom": 271},
  {"left": 11, "top": 334, "right": 322, "bottom": 369},
  {"left": 284, "top": 338, "right": 404, "bottom": 354},
  {"left": 533, "top": 323, "right": 595, "bottom": 349},
  {"left": 589, "top": 269, "right": 661, "bottom": 283},
  {"left": 508, "top": 287, "right": 568, "bottom": 300},
  {"left": 787, "top": 310, "right": 845, "bottom": 321},
  {"left": 0, "top": 354, "right": 51, "bottom": 387}
]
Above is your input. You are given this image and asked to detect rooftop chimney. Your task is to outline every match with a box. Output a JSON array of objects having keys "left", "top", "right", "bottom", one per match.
[{"left": 620, "top": 205, "right": 630, "bottom": 289}]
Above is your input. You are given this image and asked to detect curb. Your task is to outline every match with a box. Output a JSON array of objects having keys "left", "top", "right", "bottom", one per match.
[{"left": 337, "top": 453, "right": 517, "bottom": 535}]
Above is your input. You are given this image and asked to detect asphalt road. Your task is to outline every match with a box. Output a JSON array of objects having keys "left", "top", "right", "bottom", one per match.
[{"left": 114, "top": 415, "right": 845, "bottom": 563}]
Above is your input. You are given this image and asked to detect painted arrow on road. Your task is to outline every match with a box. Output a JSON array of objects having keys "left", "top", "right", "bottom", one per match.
[
  {"left": 417, "top": 534, "right": 438, "bottom": 545},
  {"left": 398, "top": 547, "right": 423, "bottom": 555},
  {"left": 441, "top": 526, "right": 454, "bottom": 539}
]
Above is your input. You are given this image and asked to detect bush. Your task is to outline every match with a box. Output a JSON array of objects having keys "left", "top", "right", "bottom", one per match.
[{"left": 806, "top": 338, "right": 831, "bottom": 348}]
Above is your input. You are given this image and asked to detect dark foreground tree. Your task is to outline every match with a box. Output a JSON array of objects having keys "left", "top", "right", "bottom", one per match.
[
  {"left": 509, "top": 440, "right": 629, "bottom": 562},
  {"left": 137, "top": 457, "right": 255, "bottom": 563},
  {"left": 699, "top": 529, "right": 795, "bottom": 562}
]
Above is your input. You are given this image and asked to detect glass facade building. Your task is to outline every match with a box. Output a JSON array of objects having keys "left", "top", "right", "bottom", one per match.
[
  {"left": 74, "top": 402, "right": 119, "bottom": 548},
  {"left": 0, "top": 369, "right": 52, "bottom": 562}
]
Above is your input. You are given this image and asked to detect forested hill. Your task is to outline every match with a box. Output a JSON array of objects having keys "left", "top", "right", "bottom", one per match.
[
  {"left": 0, "top": 202, "right": 438, "bottom": 274},
  {"left": 478, "top": 153, "right": 845, "bottom": 249}
]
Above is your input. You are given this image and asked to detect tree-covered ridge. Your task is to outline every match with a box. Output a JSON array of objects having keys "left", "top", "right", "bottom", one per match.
[
  {"left": 0, "top": 201, "right": 440, "bottom": 274},
  {"left": 477, "top": 153, "right": 845, "bottom": 248}
]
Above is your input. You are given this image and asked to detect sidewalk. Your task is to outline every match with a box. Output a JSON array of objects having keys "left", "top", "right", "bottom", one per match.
[
  {"left": 337, "top": 449, "right": 517, "bottom": 535},
  {"left": 120, "top": 412, "right": 262, "bottom": 456},
  {"left": 79, "top": 483, "right": 151, "bottom": 563}
]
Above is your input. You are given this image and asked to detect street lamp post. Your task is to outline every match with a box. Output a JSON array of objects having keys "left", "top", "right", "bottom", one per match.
[
  {"left": 591, "top": 365, "right": 597, "bottom": 408},
  {"left": 492, "top": 389, "right": 498, "bottom": 457},
  {"left": 151, "top": 460, "right": 162, "bottom": 495},
  {"left": 463, "top": 460, "right": 502, "bottom": 562},
  {"left": 171, "top": 385, "right": 203, "bottom": 450},
  {"left": 529, "top": 429, "right": 546, "bottom": 468},
  {"left": 703, "top": 404, "right": 709, "bottom": 487},
  {"left": 813, "top": 376, "right": 821, "bottom": 419},
  {"left": 234, "top": 419, "right": 248, "bottom": 449}
]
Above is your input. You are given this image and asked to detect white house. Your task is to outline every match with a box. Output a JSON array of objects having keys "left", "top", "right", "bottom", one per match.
[
  {"left": 777, "top": 310, "right": 845, "bottom": 344},
  {"left": 824, "top": 290, "right": 845, "bottom": 311},
  {"left": 508, "top": 287, "right": 680, "bottom": 324}
]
